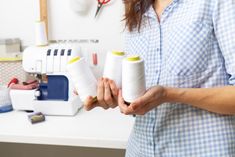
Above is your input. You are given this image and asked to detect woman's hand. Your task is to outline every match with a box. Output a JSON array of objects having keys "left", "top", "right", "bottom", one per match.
[
  {"left": 118, "top": 86, "right": 167, "bottom": 115},
  {"left": 84, "top": 78, "right": 119, "bottom": 111}
]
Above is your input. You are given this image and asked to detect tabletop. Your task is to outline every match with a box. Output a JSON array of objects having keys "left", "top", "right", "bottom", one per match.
[{"left": 0, "top": 107, "right": 134, "bottom": 149}]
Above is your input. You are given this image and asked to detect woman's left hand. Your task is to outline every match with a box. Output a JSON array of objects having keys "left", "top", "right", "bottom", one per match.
[{"left": 118, "top": 86, "right": 167, "bottom": 115}]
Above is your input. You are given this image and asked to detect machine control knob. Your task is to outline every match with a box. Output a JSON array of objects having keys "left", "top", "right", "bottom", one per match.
[{"left": 34, "top": 90, "right": 41, "bottom": 97}]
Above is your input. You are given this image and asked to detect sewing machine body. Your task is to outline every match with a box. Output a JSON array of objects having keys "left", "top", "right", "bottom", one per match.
[{"left": 11, "top": 44, "right": 83, "bottom": 116}]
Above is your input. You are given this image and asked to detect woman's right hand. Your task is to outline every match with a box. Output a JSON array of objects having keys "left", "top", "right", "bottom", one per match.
[{"left": 84, "top": 78, "right": 119, "bottom": 111}]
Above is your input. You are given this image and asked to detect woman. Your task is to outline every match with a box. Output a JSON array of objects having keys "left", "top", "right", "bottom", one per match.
[{"left": 85, "top": 0, "right": 235, "bottom": 156}]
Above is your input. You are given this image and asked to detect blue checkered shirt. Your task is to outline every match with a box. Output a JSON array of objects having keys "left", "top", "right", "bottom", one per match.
[{"left": 124, "top": 0, "right": 235, "bottom": 156}]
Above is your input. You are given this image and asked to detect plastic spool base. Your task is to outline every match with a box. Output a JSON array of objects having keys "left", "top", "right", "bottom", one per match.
[{"left": 0, "top": 105, "right": 13, "bottom": 113}]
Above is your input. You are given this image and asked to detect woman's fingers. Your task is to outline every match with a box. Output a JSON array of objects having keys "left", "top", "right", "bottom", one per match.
[
  {"left": 103, "top": 78, "right": 118, "bottom": 108},
  {"left": 118, "top": 90, "right": 127, "bottom": 113},
  {"left": 118, "top": 90, "right": 134, "bottom": 114},
  {"left": 84, "top": 96, "right": 97, "bottom": 111},
  {"left": 85, "top": 78, "right": 119, "bottom": 111},
  {"left": 104, "top": 79, "right": 114, "bottom": 105},
  {"left": 133, "top": 101, "right": 156, "bottom": 115},
  {"left": 124, "top": 86, "right": 163, "bottom": 115},
  {"left": 118, "top": 90, "right": 152, "bottom": 115},
  {"left": 97, "top": 78, "right": 109, "bottom": 109},
  {"left": 108, "top": 79, "right": 119, "bottom": 108},
  {"left": 109, "top": 80, "right": 118, "bottom": 97},
  {"left": 130, "top": 94, "right": 149, "bottom": 111}
]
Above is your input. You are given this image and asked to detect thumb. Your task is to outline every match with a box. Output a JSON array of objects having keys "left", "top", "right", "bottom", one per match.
[
  {"left": 130, "top": 92, "right": 150, "bottom": 110},
  {"left": 84, "top": 96, "right": 97, "bottom": 111}
]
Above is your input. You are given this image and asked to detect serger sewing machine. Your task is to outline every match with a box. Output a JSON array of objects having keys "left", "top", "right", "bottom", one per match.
[{"left": 10, "top": 44, "right": 83, "bottom": 116}]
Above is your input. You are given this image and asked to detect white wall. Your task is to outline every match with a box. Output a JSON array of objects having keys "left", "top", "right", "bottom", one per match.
[
  {"left": 0, "top": 1, "right": 126, "bottom": 155},
  {"left": 0, "top": 0, "right": 125, "bottom": 50}
]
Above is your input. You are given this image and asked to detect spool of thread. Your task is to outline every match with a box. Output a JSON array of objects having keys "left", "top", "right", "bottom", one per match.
[
  {"left": 67, "top": 57, "right": 97, "bottom": 102},
  {"left": 0, "top": 86, "right": 13, "bottom": 113},
  {"left": 92, "top": 52, "right": 98, "bottom": 66},
  {"left": 103, "top": 51, "right": 126, "bottom": 88},
  {"left": 35, "top": 21, "right": 48, "bottom": 46},
  {"left": 70, "top": 0, "right": 91, "bottom": 14},
  {"left": 122, "top": 55, "right": 146, "bottom": 103}
]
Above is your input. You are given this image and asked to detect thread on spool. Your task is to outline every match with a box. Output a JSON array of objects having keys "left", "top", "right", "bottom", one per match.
[
  {"left": 92, "top": 53, "right": 98, "bottom": 66},
  {"left": 103, "top": 51, "right": 126, "bottom": 88},
  {"left": 35, "top": 21, "right": 48, "bottom": 46},
  {"left": 68, "top": 57, "right": 80, "bottom": 64},
  {"left": 67, "top": 57, "right": 97, "bottom": 102},
  {"left": 126, "top": 55, "right": 141, "bottom": 61},
  {"left": 0, "top": 86, "right": 11, "bottom": 105},
  {"left": 112, "top": 51, "right": 125, "bottom": 56},
  {"left": 122, "top": 55, "right": 146, "bottom": 103},
  {"left": 0, "top": 86, "right": 13, "bottom": 113}
]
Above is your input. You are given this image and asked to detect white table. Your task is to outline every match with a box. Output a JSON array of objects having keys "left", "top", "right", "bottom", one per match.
[{"left": 0, "top": 108, "right": 134, "bottom": 149}]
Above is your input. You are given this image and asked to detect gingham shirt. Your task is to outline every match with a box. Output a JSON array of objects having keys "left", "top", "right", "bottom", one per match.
[{"left": 124, "top": 0, "right": 235, "bottom": 156}]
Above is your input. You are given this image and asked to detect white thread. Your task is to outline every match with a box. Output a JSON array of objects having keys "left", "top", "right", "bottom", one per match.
[
  {"left": 70, "top": 0, "right": 91, "bottom": 14},
  {"left": 103, "top": 51, "right": 126, "bottom": 88},
  {"left": 35, "top": 21, "right": 48, "bottom": 46},
  {"left": 122, "top": 56, "right": 146, "bottom": 103},
  {"left": 0, "top": 86, "right": 11, "bottom": 107},
  {"left": 67, "top": 57, "right": 97, "bottom": 102}
]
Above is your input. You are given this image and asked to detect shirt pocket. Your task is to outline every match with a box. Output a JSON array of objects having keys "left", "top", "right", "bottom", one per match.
[
  {"left": 128, "top": 29, "right": 150, "bottom": 56},
  {"left": 165, "top": 21, "right": 213, "bottom": 77},
  {"left": 127, "top": 31, "right": 151, "bottom": 77}
]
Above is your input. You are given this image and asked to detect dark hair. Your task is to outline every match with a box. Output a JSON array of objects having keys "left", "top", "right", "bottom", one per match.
[{"left": 123, "top": 0, "right": 154, "bottom": 32}]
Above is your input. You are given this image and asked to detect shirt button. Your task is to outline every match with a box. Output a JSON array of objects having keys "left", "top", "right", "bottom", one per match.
[
  {"left": 150, "top": 117, "right": 155, "bottom": 123},
  {"left": 148, "top": 141, "right": 154, "bottom": 146}
]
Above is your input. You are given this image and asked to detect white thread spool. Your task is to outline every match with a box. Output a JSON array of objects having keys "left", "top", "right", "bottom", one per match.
[
  {"left": 35, "top": 21, "right": 48, "bottom": 46},
  {"left": 67, "top": 57, "right": 97, "bottom": 102},
  {"left": 103, "top": 51, "right": 126, "bottom": 88},
  {"left": 122, "top": 55, "right": 146, "bottom": 103},
  {"left": 0, "top": 86, "right": 11, "bottom": 107},
  {"left": 70, "top": 0, "right": 91, "bottom": 14}
]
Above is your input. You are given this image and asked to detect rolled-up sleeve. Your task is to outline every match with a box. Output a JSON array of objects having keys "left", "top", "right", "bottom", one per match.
[{"left": 213, "top": 0, "right": 235, "bottom": 85}]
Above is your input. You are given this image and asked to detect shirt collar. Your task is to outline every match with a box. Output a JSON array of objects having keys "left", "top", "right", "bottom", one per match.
[
  {"left": 143, "top": 0, "right": 180, "bottom": 18},
  {"left": 143, "top": 5, "right": 157, "bottom": 19}
]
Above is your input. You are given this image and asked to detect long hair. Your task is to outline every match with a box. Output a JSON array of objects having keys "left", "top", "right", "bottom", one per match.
[{"left": 123, "top": 0, "right": 154, "bottom": 32}]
